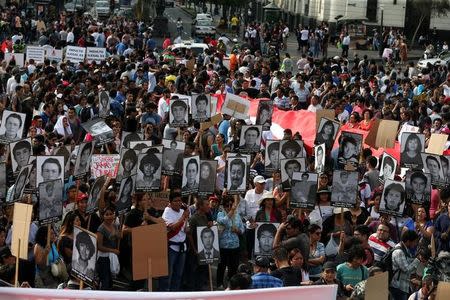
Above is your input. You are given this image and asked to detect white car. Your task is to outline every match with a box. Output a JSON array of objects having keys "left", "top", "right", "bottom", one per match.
[
  {"left": 169, "top": 42, "right": 209, "bottom": 57},
  {"left": 417, "top": 51, "right": 450, "bottom": 70},
  {"left": 95, "top": 0, "right": 110, "bottom": 18},
  {"left": 195, "top": 13, "right": 213, "bottom": 22},
  {"left": 192, "top": 19, "right": 216, "bottom": 37}
]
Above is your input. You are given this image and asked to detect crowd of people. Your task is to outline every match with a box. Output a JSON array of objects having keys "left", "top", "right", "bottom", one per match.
[{"left": 0, "top": 2, "right": 449, "bottom": 300}]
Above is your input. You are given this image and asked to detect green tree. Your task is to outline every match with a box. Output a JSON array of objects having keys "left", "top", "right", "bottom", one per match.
[{"left": 410, "top": 0, "right": 450, "bottom": 47}]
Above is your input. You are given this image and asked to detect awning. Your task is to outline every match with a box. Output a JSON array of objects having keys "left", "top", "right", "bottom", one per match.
[
  {"left": 336, "top": 16, "right": 369, "bottom": 22},
  {"left": 264, "top": 2, "right": 280, "bottom": 10}
]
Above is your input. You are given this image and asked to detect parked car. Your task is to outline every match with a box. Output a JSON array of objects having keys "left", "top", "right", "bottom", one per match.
[
  {"left": 195, "top": 13, "right": 213, "bottom": 22},
  {"left": 417, "top": 51, "right": 450, "bottom": 70},
  {"left": 192, "top": 18, "right": 216, "bottom": 38},
  {"left": 165, "top": 0, "right": 175, "bottom": 7},
  {"left": 64, "top": 1, "right": 84, "bottom": 13},
  {"left": 95, "top": 0, "right": 110, "bottom": 18}
]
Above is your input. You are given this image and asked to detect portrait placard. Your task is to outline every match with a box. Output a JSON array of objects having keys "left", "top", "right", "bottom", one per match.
[
  {"left": 314, "top": 144, "right": 326, "bottom": 173},
  {"left": 116, "top": 149, "right": 139, "bottom": 181},
  {"left": 198, "top": 160, "right": 218, "bottom": 196},
  {"left": 337, "top": 131, "right": 363, "bottom": 170},
  {"left": 315, "top": 118, "right": 340, "bottom": 151},
  {"left": 0, "top": 110, "right": 26, "bottom": 144},
  {"left": 379, "top": 180, "right": 406, "bottom": 217},
  {"left": 280, "top": 140, "right": 305, "bottom": 159},
  {"left": 255, "top": 100, "right": 273, "bottom": 131},
  {"left": 38, "top": 179, "right": 63, "bottom": 225},
  {"left": 405, "top": 171, "right": 431, "bottom": 205},
  {"left": 121, "top": 132, "right": 143, "bottom": 149},
  {"left": 421, "top": 153, "right": 446, "bottom": 186},
  {"left": 265, "top": 140, "right": 280, "bottom": 175},
  {"left": 72, "top": 226, "right": 97, "bottom": 286},
  {"left": 81, "top": 118, "right": 114, "bottom": 146},
  {"left": 87, "top": 175, "right": 107, "bottom": 214},
  {"left": 331, "top": 170, "right": 359, "bottom": 208},
  {"left": 379, "top": 152, "right": 398, "bottom": 184},
  {"left": 36, "top": 156, "right": 65, "bottom": 187},
  {"left": 254, "top": 222, "right": 279, "bottom": 257},
  {"left": 53, "top": 145, "right": 71, "bottom": 178},
  {"left": 98, "top": 90, "right": 110, "bottom": 118},
  {"left": 161, "top": 139, "right": 185, "bottom": 176},
  {"left": 191, "top": 93, "right": 211, "bottom": 122},
  {"left": 290, "top": 172, "right": 318, "bottom": 209},
  {"left": 10, "top": 138, "right": 32, "bottom": 174},
  {"left": 226, "top": 156, "right": 247, "bottom": 194},
  {"left": 135, "top": 152, "right": 162, "bottom": 192},
  {"left": 181, "top": 156, "right": 200, "bottom": 196},
  {"left": 400, "top": 132, "right": 425, "bottom": 169},
  {"left": 11, "top": 165, "right": 31, "bottom": 202},
  {"left": 196, "top": 226, "right": 220, "bottom": 265},
  {"left": 280, "top": 158, "right": 306, "bottom": 191},
  {"left": 74, "top": 142, "right": 94, "bottom": 178},
  {"left": 117, "top": 176, "right": 135, "bottom": 215},
  {"left": 239, "top": 125, "right": 262, "bottom": 153},
  {"left": 169, "top": 98, "right": 189, "bottom": 127}
]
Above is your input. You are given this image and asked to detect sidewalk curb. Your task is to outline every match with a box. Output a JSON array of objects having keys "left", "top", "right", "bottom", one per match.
[{"left": 176, "top": 4, "right": 195, "bottom": 18}]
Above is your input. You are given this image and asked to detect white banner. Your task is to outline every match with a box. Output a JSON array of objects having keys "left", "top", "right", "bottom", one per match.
[
  {"left": 0, "top": 286, "right": 337, "bottom": 300},
  {"left": 86, "top": 47, "right": 106, "bottom": 63},
  {"left": 46, "top": 48, "right": 63, "bottom": 63},
  {"left": 4, "top": 53, "right": 24, "bottom": 67},
  {"left": 26, "top": 46, "right": 45, "bottom": 63},
  {"left": 65, "top": 46, "right": 86, "bottom": 63}
]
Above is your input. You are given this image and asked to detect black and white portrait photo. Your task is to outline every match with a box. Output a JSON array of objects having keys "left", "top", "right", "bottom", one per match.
[
  {"left": 36, "top": 156, "right": 65, "bottom": 186},
  {"left": 24, "top": 160, "right": 36, "bottom": 193},
  {"left": 191, "top": 93, "right": 211, "bottom": 122},
  {"left": 98, "top": 91, "right": 110, "bottom": 118},
  {"left": 421, "top": 153, "right": 445, "bottom": 186},
  {"left": 315, "top": 118, "right": 340, "bottom": 151},
  {"left": 82, "top": 118, "right": 114, "bottom": 146},
  {"left": 10, "top": 138, "right": 32, "bottom": 174},
  {"left": 227, "top": 157, "right": 247, "bottom": 194},
  {"left": 162, "top": 139, "right": 185, "bottom": 175},
  {"left": 405, "top": 171, "right": 431, "bottom": 205},
  {"left": 314, "top": 144, "right": 326, "bottom": 173},
  {"left": 53, "top": 145, "right": 71, "bottom": 178},
  {"left": 136, "top": 152, "right": 162, "bottom": 191},
  {"left": 280, "top": 158, "right": 306, "bottom": 191},
  {"left": 239, "top": 125, "right": 263, "bottom": 153},
  {"left": 441, "top": 156, "right": 450, "bottom": 183},
  {"left": 72, "top": 226, "right": 97, "bottom": 286},
  {"left": 379, "top": 153, "right": 397, "bottom": 183},
  {"left": 170, "top": 98, "right": 189, "bottom": 127},
  {"left": 12, "top": 164, "right": 31, "bottom": 202},
  {"left": 255, "top": 100, "right": 273, "bottom": 131},
  {"left": 117, "top": 148, "right": 139, "bottom": 181},
  {"left": 117, "top": 176, "right": 135, "bottom": 214},
  {"left": 400, "top": 132, "right": 425, "bottom": 169},
  {"left": 331, "top": 170, "right": 359, "bottom": 208},
  {"left": 280, "top": 139, "right": 305, "bottom": 159},
  {"left": 129, "top": 141, "right": 152, "bottom": 151},
  {"left": 74, "top": 142, "right": 94, "bottom": 177},
  {"left": 87, "top": 175, "right": 106, "bottom": 214},
  {"left": 379, "top": 180, "right": 406, "bottom": 217},
  {"left": 337, "top": 132, "right": 362, "bottom": 170},
  {"left": 265, "top": 140, "right": 280, "bottom": 175},
  {"left": 290, "top": 172, "right": 318, "bottom": 209},
  {"left": 0, "top": 110, "right": 26, "bottom": 143},
  {"left": 38, "top": 179, "right": 63, "bottom": 224},
  {"left": 182, "top": 156, "right": 200, "bottom": 195},
  {"left": 199, "top": 160, "right": 217, "bottom": 195},
  {"left": 196, "top": 226, "right": 220, "bottom": 265},
  {"left": 121, "top": 131, "right": 143, "bottom": 149},
  {"left": 254, "top": 222, "right": 279, "bottom": 257}
]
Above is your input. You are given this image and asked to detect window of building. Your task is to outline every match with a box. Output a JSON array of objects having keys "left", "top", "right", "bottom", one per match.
[{"left": 366, "top": 0, "right": 378, "bottom": 22}]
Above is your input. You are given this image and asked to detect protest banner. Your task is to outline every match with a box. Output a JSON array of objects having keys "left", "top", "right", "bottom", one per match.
[
  {"left": 65, "top": 46, "right": 86, "bottom": 63},
  {"left": 132, "top": 223, "right": 168, "bottom": 290},
  {"left": 90, "top": 154, "right": 120, "bottom": 179},
  {"left": 46, "top": 48, "right": 63, "bottom": 63},
  {"left": 86, "top": 47, "right": 106, "bottom": 63},
  {"left": 4, "top": 53, "right": 24, "bottom": 67},
  {"left": 11, "top": 203, "right": 33, "bottom": 260},
  {"left": 0, "top": 285, "right": 338, "bottom": 300},
  {"left": 365, "top": 272, "right": 389, "bottom": 300},
  {"left": 26, "top": 46, "right": 45, "bottom": 63}
]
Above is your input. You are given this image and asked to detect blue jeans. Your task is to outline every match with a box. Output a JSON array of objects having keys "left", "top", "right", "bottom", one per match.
[{"left": 159, "top": 247, "right": 186, "bottom": 291}]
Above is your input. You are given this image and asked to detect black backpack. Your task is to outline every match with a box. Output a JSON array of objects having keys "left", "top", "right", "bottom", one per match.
[{"left": 377, "top": 244, "right": 406, "bottom": 282}]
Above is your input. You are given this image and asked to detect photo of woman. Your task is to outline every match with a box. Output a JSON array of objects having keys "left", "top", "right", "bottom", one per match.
[
  {"left": 315, "top": 118, "right": 339, "bottom": 151},
  {"left": 379, "top": 180, "right": 406, "bottom": 217},
  {"left": 400, "top": 133, "right": 424, "bottom": 169}
]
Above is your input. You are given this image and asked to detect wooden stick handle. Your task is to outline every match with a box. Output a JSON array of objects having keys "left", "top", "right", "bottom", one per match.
[
  {"left": 148, "top": 258, "right": 152, "bottom": 292},
  {"left": 14, "top": 239, "right": 20, "bottom": 287}
]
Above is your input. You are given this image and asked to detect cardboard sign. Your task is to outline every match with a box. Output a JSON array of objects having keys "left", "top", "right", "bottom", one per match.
[
  {"left": 315, "top": 109, "right": 335, "bottom": 130},
  {"left": 26, "top": 46, "right": 45, "bottom": 63},
  {"left": 200, "top": 114, "right": 223, "bottom": 131},
  {"left": 221, "top": 93, "right": 250, "bottom": 120},
  {"left": 90, "top": 154, "right": 120, "bottom": 179},
  {"left": 150, "top": 191, "right": 170, "bottom": 210},
  {"left": 426, "top": 134, "right": 448, "bottom": 155},
  {"left": 65, "top": 46, "right": 86, "bottom": 63},
  {"left": 365, "top": 272, "right": 389, "bottom": 300},
  {"left": 11, "top": 203, "right": 33, "bottom": 260},
  {"left": 132, "top": 223, "right": 168, "bottom": 280},
  {"left": 46, "top": 48, "right": 63, "bottom": 63},
  {"left": 365, "top": 119, "right": 399, "bottom": 149},
  {"left": 4, "top": 53, "right": 24, "bottom": 67},
  {"left": 86, "top": 47, "right": 106, "bottom": 63},
  {"left": 436, "top": 281, "right": 450, "bottom": 300}
]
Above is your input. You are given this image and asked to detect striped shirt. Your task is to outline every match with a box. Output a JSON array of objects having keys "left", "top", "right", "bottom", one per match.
[{"left": 368, "top": 233, "right": 395, "bottom": 262}]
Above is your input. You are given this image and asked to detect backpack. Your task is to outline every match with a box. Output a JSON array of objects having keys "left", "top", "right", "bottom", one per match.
[{"left": 376, "top": 245, "right": 406, "bottom": 283}]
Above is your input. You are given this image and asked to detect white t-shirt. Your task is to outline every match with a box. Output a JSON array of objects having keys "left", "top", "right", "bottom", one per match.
[
  {"left": 307, "top": 103, "right": 323, "bottom": 112},
  {"left": 162, "top": 207, "right": 187, "bottom": 252},
  {"left": 241, "top": 189, "right": 266, "bottom": 226},
  {"left": 301, "top": 29, "right": 309, "bottom": 41}
]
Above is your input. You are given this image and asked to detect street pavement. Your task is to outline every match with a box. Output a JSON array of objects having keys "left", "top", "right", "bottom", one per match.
[{"left": 164, "top": 4, "right": 423, "bottom": 63}]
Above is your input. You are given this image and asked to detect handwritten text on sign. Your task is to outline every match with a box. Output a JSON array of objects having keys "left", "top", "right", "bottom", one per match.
[
  {"left": 90, "top": 154, "right": 120, "bottom": 179},
  {"left": 65, "top": 46, "right": 86, "bottom": 63}
]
